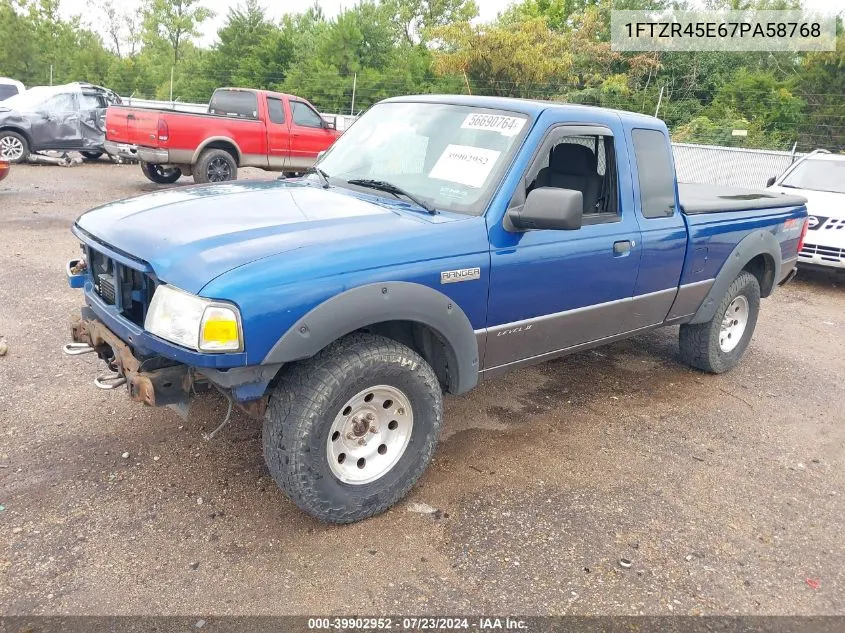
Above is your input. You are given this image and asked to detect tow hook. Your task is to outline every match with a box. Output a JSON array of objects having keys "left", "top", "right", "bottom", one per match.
[
  {"left": 62, "top": 343, "right": 95, "bottom": 356},
  {"left": 94, "top": 373, "right": 128, "bottom": 390}
]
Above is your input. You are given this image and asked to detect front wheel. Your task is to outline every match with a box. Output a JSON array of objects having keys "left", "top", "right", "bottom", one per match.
[
  {"left": 80, "top": 151, "right": 104, "bottom": 161},
  {"left": 0, "top": 131, "right": 29, "bottom": 164},
  {"left": 679, "top": 271, "right": 761, "bottom": 374},
  {"left": 140, "top": 162, "right": 182, "bottom": 184},
  {"left": 263, "top": 333, "right": 443, "bottom": 523}
]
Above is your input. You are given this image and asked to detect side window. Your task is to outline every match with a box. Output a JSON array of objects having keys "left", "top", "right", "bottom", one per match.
[
  {"left": 0, "top": 84, "right": 19, "bottom": 100},
  {"left": 291, "top": 101, "right": 323, "bottom": 128},
  {"left": 632, "top": 128, "right": 676, "bottom": 218},
  {"left": 80, "top": 94, "right": 106, "bottom": 110},
  {"left": 526, "top": 131, "right": 619, "bottom": 218},
  {"left": 267, "top": 97, "right": 285, "bottom": 124},
  {"left": 42, "top": 92, "right": 78, "bottom": 112}
]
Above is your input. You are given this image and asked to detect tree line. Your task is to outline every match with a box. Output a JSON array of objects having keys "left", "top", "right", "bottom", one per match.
[{"left": 0, "top": 0, "right": 843, "bottom": 150}]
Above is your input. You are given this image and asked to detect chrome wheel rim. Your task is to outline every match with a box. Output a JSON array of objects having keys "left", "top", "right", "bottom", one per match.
[
  {"left": 720, "top": 295, "right": 749, "bottom": 352},
  {"left": 206, "top": 157, "right": 232, "bottom": 182},
  {"left": 327, "top": 385, "right": 413, "bottom": 485},
  {"left": 0, "top": 136, "right": 24, "bottom": 161}
]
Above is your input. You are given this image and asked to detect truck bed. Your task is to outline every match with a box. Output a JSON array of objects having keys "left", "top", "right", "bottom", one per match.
[{"left": 679, "top": 182, "right": 806, "bottom": 214}]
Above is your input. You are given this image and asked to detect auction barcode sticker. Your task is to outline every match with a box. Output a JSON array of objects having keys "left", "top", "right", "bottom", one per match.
[
  {"left": 461, "top": 114, "right": 526, "bottom": 137},
  {"left": 429, "top": 145, "right": 502, "bottom": 188}
]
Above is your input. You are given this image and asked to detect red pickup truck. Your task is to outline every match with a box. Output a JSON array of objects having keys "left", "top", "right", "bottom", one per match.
[{"left": 105, "top": 88, "right": 342, "bottom": 184}]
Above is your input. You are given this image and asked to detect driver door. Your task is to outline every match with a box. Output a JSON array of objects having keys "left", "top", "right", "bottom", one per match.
[
  {"left": 483, "top": 124, "right": 643, "bottom": 370},
  {"left": 29, "top": 91, "right": 82, "bottom": 150},
  {"left": 288, "top": 100, "right": 336, "bottom": 171}
]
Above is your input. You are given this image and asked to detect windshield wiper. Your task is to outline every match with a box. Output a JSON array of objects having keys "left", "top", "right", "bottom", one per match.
[
  {"left": 307, "top": 166, "right": 330, "bottom": 189},
  {"left": 346, "top": 179, "right": 436, "bottom": 214}
]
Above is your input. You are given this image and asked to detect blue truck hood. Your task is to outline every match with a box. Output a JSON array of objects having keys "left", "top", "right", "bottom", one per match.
[{"left": 74, "top": 181, "right": 448, "bottom": 294}]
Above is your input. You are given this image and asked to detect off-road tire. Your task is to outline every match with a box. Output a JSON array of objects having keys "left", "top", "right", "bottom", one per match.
[
  {"left": 193, "top": 148, "right": 237, "bottom": 184},
  {"left": 0, "top": 131, "right": 29, "bottom": 163},
  {"left": 80, "top": 151, "right": 104, "bottom": 161},
  {"left": 679, "top": 271, "right": 761, "bottom": 374},
  {"left": 263, "top": 333, "right": 443, "bottom": 524},
  {"left": 140, "top": 161, "right": 182, "bottom": 184}
]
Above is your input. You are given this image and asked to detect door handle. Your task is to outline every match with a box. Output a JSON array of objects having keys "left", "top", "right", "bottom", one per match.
[
  {"left": 126, "top": 114, "right": 136, "bottom": 120},
  {"left": 613, "top": 240, "right": 635, "bottom": 256}
]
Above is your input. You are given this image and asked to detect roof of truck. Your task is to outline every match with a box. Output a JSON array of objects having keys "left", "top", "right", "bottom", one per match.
[{"left": 383, "top": 94, "right": 662, "bottom": 125}]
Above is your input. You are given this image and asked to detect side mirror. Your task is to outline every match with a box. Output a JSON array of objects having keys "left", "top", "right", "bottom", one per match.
[
  {"left": 323, "top": 118, "right": 337, "bottom": 130},
  {"left": 766, "top": 176, "right": 776, "bottom": 187},
  {"left": 507, "top": 187, "right": 583, "bottom": 231}
]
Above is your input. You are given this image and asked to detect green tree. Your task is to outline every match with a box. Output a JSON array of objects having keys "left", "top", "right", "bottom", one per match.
[
  {"left": 208, "top": 0, "right": 293, "bottom": 89},
  {"left": 142, "top": 0, "right": 213, "bottom": 66}
]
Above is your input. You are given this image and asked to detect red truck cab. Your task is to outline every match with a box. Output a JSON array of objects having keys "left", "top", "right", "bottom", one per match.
[{"left": 105, "top": 88, "right": 341, "bottom": 184}]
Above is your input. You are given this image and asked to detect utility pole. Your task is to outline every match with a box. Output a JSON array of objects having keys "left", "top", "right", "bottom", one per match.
[
  {"left": 170, "top": 67, "right": 174, "bottom": 103},
  {"left": 654, "top": 85, "right": 664, "bottom": 118},
  {"left": 350, "top": 73, "right": 357, "bottom": 115},
  {"left": 50, "top": 65, "right": 53, "bottom": 86}
]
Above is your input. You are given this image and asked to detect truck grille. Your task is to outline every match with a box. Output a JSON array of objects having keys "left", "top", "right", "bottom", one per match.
[
  {"left": 800, "top": 243, "right": 845, "bottom": 263},
  {"left": 88, "top": 247, "right": 156, "bottom": 325}
]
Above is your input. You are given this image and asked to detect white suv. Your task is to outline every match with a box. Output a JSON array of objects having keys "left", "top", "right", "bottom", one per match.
[
  {"left": 0, "top": 77, "right": 25, "bottom": 101},
  {"left": 768, "top": 150, "right": 845, "bottom": 271}
]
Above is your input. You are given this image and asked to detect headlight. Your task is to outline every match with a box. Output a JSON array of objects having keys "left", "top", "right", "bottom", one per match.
[{"left": 144, "top": 285, "right": 242, "bottom": 352}]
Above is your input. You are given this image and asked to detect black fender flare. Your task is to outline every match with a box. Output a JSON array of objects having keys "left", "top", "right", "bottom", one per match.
[
  {"left": 689, "top": 229, "right": 781, "bottom": 324},
  {"left": 262, "top": 282, "right": 479, "bottom": 394}
]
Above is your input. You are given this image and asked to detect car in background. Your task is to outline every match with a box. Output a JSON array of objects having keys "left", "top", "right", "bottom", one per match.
[
  {"left": 767, "top": 150, "right": 845, "bottom": 271},
  {"left": 0, "top": 78, "right": 25, "bottom": 101},
  {"left": 0, "top": 158, "right": 9, "bottom": 182},
  {"left": 0, "top": 82, "right": 121, "bottom": 163}
]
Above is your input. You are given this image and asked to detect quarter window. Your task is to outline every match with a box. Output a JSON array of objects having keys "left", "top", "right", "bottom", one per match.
[
  {"left": 632, "top": 128, "right": 676, "bottom": 219},
  {"left": 267, "top": 97, "right": 285, "bottom": 124}
]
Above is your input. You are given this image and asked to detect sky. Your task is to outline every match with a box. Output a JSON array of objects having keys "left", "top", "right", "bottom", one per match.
[
  {"left": 61, "top": 0, "right": 845, "bottom": 48},
  {"left": 60, "top": 0, "right": 514, "bottom": 47}
]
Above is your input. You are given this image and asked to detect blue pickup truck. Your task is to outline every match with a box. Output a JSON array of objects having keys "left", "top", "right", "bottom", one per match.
[{"left": 65, "top": 95, "right": 807, "bottom": 523}]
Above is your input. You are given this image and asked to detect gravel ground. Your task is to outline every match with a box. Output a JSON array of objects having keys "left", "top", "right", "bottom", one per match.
[{"left": 1, "top": 162, "right": 844, "bottom": 616}]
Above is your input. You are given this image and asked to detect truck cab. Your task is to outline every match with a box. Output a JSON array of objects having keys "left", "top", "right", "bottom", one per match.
[{"left": 67, "top": 95, "right": 807, "bottom": 524}]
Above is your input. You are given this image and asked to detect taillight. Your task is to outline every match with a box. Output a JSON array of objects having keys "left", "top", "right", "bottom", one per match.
[
  {"left": 157, "top": 118, "right": 169, "bottom": 143},
  {"left": 797, "top": 217, "right": 809, "bottom": 253}
]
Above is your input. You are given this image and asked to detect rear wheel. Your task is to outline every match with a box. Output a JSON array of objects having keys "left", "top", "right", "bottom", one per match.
[
  {"left": 679, "top": 271, "right": 761, "bottom": 373},
  {"left": 194, "top": 148, "right": 237, "bottom": 184},
  {"left": 0, "top": 131, "right": 29, "bottom": 164},
  {"left": 140, "top": 161, "right": 182, "bottom": 184},
  {"left": 80, "top": 151, "right": 104, "bottom": 161},
  {"left": 263, "top": 333, "right": 443, "bottom": 523}
]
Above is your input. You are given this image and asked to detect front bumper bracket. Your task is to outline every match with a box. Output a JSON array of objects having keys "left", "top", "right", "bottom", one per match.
[{"left": 70, "top": 317, "right": 190, "bottom": 407}]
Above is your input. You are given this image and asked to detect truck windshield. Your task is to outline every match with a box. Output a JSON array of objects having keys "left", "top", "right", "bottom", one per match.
[
  {"left": 781, "top": 158, "right": 845, "bottom": 194},
  {"left": 316, "top": 102, "right": 530, "bottom": 215}
]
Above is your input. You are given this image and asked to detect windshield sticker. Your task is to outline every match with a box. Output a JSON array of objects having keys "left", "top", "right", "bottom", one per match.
[
  {"left": 429, "top": 145, "right": 501, "bottom": 188},
  {"left": 461, "top": 113, "right": 526, "bottom": 137}
]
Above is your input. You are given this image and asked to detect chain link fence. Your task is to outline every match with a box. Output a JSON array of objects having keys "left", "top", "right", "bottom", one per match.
[{"left": 671, "top": 142, "right": 803, "bottom": 189}]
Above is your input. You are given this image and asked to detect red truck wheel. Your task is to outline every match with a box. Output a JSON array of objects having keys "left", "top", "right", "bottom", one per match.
[
  {"left": 194, "top": 148, "right": 238, "bottom": 184},
  {"left": 140, "top": 162, "right": 182, "bottom": 184}
]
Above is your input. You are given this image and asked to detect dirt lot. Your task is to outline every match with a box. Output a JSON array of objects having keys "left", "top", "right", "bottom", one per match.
[{"left": 1, "top": 162, "right": 844, "bottom": 616}]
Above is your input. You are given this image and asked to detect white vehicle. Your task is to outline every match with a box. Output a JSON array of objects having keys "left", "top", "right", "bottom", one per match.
[
  {"left": 768, "top": 150, "right": 845, "bottom": 271},
  {"left": 0, "top": 77, "right": 25, "bottom": 101}
]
